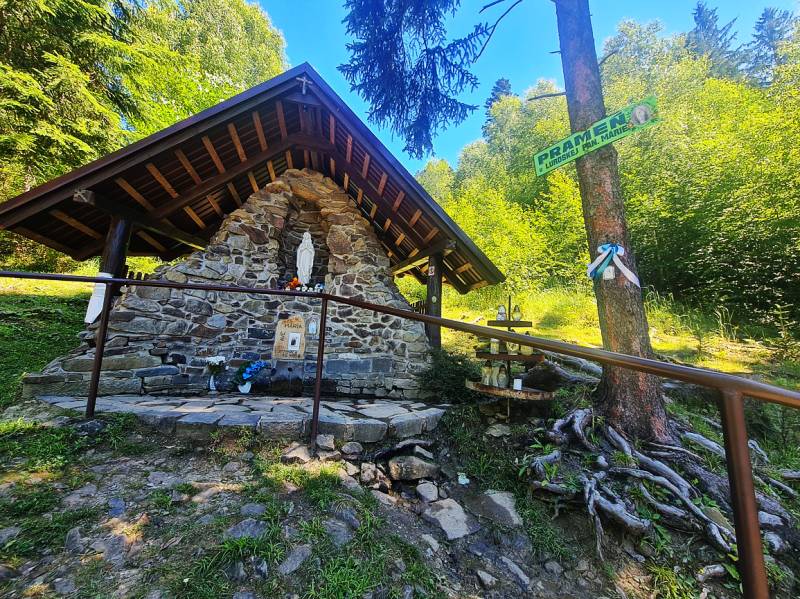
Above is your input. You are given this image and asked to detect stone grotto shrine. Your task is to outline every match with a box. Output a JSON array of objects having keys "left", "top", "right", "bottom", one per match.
[{"left": 3, "top": 63, "right": 504, "bottom": 403}]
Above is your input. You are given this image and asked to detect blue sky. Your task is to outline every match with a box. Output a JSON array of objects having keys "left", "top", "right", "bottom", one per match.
[{"left": 263, "top": 0, "right": 797, "bottom": 173}]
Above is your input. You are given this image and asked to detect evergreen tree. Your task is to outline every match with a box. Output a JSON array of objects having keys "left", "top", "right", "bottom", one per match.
[
  {"left": 685, "top": 2, "right": 742, "bottom": 78},
  {"left": 484, "top": 78, "right": 513, "bottom": 112},
  {"left": 743, "top": 7, "right": 796, "bottom": 86},
  {"left": 483, "top": 77, "right": 513, "bottom": 135},
  {"left": 339, "top": 0, "right": 489, "bottom": 159}
]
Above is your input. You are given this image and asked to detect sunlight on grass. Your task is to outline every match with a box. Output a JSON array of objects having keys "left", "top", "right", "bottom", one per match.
[{"left": 437, "top": 285, "right": 795, "bottom": 388}]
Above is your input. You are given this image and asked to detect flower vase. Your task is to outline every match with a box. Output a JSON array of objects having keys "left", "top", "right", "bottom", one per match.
[
  {"left": 209, "top": 374, "right": 217, "bottom": 393},
  {"left": 238, "top": 381, "right": 252, "bottom": 394}
]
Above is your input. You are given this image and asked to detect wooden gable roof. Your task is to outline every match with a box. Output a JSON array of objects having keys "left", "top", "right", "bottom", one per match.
[{"left": 0, "top": 64, "right": 504, "bottom": 292}]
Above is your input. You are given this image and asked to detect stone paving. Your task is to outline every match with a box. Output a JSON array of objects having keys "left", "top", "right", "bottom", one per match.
[{"left": 36, "top": 394, "right": 449, "bottom": 443}]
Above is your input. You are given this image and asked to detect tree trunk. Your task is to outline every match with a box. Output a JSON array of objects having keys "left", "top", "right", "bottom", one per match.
[{"left": 554, "top": 0, "right": 670, "bottom": 442}]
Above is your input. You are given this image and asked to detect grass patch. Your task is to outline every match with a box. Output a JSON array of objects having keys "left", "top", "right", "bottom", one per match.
[
  {"left": 164, "top": 522, "right": 288, "bottom": 599},
  {"left": 1, "top": 506, "right": 99, "bottom": 562},
  {"left": 0, "top": 285, "right": 88, "bottom": 409},
  {"left": 0, "top": 418, "right": 87, "bottom": 472},
  {"left": 440, "top": 286, "right": 799, "bottom": 388}
]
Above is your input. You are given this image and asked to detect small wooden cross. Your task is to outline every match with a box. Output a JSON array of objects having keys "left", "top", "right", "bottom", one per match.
[{"left": 296, "top": 75, "right": 313, "bottom": 95}]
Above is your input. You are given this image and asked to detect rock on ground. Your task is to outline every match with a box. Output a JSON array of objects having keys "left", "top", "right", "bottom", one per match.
[
  {"left": 466, "top": 490, "right": 523, "bottom": 527},
  {"left": 388, "top": 456, "right": 440, "bottom": 481},
  {"left": 421, "top": 499, "right": 480, "bottom": 540},
  {"left": 500, "top": 556, "right": 531, "bottom": 590},
  {"left": 278, "top": 544, "right": 312, "bottom": 575},
  {"left": 476, "top": 569, "right": 498, "bottom": 588},
  {"left": 416, "top": 481, "right": 439, "bottom": 503},
  {"left": 223, "top": 518, "right": 268, "bottom": 540},
  {"left": 316, "top": 434, "right": 335, "bottom": 450},
  {"left": 281, "top": 442, "right": 312, "bottom": 464}
]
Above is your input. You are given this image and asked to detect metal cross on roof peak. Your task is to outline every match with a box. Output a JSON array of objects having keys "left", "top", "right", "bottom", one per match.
[{"left": 296, "top": 75, "right": 314, "bottom": 95}]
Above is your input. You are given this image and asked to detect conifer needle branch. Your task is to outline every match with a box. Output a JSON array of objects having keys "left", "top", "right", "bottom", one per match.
[{"left": 475, "top": 0, "right": 524, "bottom": 61}]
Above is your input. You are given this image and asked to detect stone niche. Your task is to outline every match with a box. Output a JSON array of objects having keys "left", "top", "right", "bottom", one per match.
[{"left": 23, "top": 169, "right": 430, "bottom": 399}]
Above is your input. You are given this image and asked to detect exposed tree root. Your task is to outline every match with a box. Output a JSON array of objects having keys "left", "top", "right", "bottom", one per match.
[{"left": 524, "top": 407, "right": 799, "bottom": 563}]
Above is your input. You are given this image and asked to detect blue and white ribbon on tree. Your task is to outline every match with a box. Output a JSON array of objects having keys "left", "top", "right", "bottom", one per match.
[{"left": 587, "top": 243, "right": 640, "bottom": 287}]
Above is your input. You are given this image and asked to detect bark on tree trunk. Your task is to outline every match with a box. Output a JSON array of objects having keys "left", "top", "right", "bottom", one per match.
[{"left": 554, "top": 0, "right": 670, "bottom": 442}]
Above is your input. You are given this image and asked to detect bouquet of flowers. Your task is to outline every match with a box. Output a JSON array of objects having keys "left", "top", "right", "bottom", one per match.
[
  {"left": 235, "top": 360, "right": 268, "bottom": 384},
  {"left": 205, "top": 356, "right": 226, "bottom": 375}
]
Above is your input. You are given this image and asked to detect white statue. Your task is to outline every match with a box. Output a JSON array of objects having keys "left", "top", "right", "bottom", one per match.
[{"left": 296, "top": 231, "right": 315, "bottom": 286}]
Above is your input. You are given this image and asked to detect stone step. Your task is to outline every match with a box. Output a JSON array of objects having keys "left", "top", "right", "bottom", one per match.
[{"left": 35, "top": 394, "right": 450, "bottom": 444}]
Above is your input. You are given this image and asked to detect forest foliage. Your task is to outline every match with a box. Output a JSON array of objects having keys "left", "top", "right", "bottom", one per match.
[
  {"left": 0, "top": 0, "right": 286, "bottom": 271},
  {"left": 416, "top": 5, "right": 800, "bottom": 327}
]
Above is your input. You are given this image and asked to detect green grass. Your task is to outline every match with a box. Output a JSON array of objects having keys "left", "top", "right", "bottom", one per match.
[
  {"left": 440, "top": 285, "right": 799, "bottom": 389},
  {"left": 0, "top": 284, "right": 89, "bottom": 409},
  {"left": 1, "top": 507, "right": 99, "bottom": 561},
  {"left": 0, "top": 418, "right": 88, "bottom": 471}
]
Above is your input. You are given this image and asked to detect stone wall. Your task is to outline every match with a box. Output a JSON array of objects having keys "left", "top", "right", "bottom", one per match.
[{"left": 23, "top": 169, "right": 430, "bottom": 399}]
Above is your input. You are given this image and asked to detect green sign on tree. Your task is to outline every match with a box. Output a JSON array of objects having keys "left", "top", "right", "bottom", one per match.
[{"left": 534, "top": 96, "right": 660, "bottom": 176}]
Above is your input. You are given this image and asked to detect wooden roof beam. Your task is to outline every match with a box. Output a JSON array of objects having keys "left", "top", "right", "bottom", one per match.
[
  {"left": 377, "top": 172, "right": 388, "bottom": 196},
  {"left": 49, "top": 209, "right": 102, "bottom": 240},
  {"left": 252, "top": 111, "right": 267, "bottom": 151},
  {"left": 275, "top": 100, "right": 288, "bottom": 139},
  {"left": 361, "top": 153, "right": 370, "bottom": 179},
  {"left": 176, "top": 149, "right": 225, "bottom": 219},
  {"left": 13, "top": 226, "right": 78, "bottom": 257},
  {"left": 391, "top": 190, "right": 405, "bottom": 213},
  {"left": 226, "top": 182, "right": 242, "bottom": 206},
  {"left": 74, "top": 189, "right": 205, "bottom": 254},
  {"left": 202, "top": 136, "right": 226, "bottom": 174},
  {"left": 149, "top": 134, "right": 327, "bottom": 221},
  {"left": 391, "top": 239, "right": 456, "bottom": 276},
  {"left": 136, "top": 230, "right": 167, "bottom": 253},
  {"left": 228, "top": 123, "right": 247, "bottom": 162}
]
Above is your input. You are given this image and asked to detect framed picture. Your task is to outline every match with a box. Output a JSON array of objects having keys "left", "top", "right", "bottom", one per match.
[{"left": 287, "top": 332, "right": 302, "bottom": 353}]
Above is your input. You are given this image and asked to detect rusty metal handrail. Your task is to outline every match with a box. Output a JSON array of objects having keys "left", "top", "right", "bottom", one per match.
[{"left": 1, "top": 269, "right": 796, "bottom": 597}]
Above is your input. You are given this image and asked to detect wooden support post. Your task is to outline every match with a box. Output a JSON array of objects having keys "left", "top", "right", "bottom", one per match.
[
  {"left": 426, "top": 252, "right": 443, "bottom": 349},
  {"left": 309, "top": 297, "right": 329, "bottom": 447},
  {"left": 100, "top": 216, "right": 131, "bottom": 277},
  {"left": 87, "top": 216, "right": 130, "bottom": 418}
]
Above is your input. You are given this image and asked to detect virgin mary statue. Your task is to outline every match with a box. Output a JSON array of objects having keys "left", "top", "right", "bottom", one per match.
[{"left": 296, "top": 231, "right": 315, "bottom": 286}]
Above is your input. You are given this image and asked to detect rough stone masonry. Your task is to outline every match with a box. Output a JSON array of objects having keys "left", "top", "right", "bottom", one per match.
[{"left": 23, "top": 169, "right": 430, "bottom": 400}]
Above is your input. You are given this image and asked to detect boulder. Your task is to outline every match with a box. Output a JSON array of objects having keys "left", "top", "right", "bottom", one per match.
[
  {"left": 415, "top": 482, "right": 439, "bottom": 503},
  {"left": 277, "top": 544, "right": 312, "bottom": 575},
  {"left": 421, "top": 499, "right": 480, "bottom": 540},
  {"left": 500, "top": 556, "right": 531, "bottom": 589},
  {"left": 281, "top": 442, "right": 312, "bottom": 464},
  {"left": 465, "top": 490, "right": 523, "bottom": 527},
  {"left": 224, "top": 518, "right": 268, "bottom": 540},
  {"left": 341, "top": 441, "right": 363, "bottom": 456},
  {"left": 240, "top": 503, "right": 266, "bottom": 517},
  {"left": 388, "top": 456, "right": 439, "bottom": 481},
  {"left": 316, "top": 434, "right": 335, "bottom": 451}
]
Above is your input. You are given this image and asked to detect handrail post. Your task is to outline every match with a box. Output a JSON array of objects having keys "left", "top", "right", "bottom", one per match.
[
  {"left": 309, "top": 297, "right": 329, "bottom": 447},
  {"left": 718, "top": 388, "right": 769, "bottom": 599},
  {"left": 85, "top": 281, "right": 116, "bottom": 419}
]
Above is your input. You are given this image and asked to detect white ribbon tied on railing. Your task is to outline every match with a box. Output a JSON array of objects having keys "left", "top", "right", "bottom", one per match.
[{"left": 587, "top": 243, "right": 640, "bottom": 287}]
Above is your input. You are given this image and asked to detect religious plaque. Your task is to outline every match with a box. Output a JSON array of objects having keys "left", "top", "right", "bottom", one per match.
[{"left": 273, "top": 315, "right": 306, "bottom": 360}]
